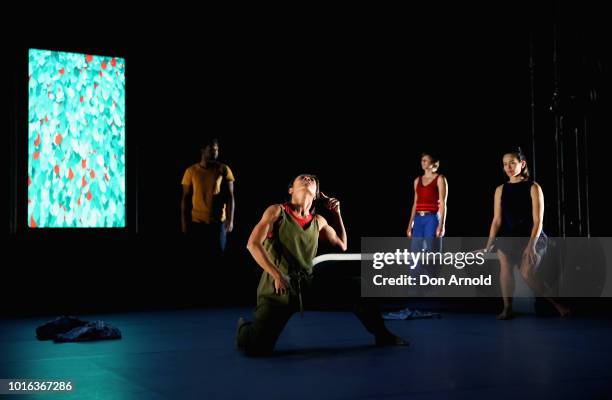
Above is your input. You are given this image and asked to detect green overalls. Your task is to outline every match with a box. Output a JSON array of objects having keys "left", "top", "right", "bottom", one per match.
[
  {"left": 257, "top": 206, "right": 319, "bottom": 311},
  {"left": 237, "top": 207, "right": 318, "bottom": 355},
  {"left": 237, "top": 206, "right": 390, "bottom": 356}
]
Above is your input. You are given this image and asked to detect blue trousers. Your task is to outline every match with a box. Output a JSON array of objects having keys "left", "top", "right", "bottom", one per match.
[
  {"left": 410, "top": 213, "right": 442, "bottom": 281},
  {"left": 411, "top": 214, "right": 440, "bottom": 253},
  {"left": 190, "top": 221, "right": 227, "bottom": 255}
]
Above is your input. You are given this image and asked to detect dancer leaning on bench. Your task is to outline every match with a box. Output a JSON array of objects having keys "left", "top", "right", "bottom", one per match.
[
  {"left": 485, "top": 148, "right": 570, "bottom": 320},
  {"left": 236, "top": 173, "right": 408, "bottom": 356}
]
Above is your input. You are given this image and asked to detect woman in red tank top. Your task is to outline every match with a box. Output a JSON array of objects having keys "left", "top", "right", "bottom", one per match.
[
  {"left": 406, "top": 153, "right": 448, "bottom": 241},
  {"left": 383, "top": 153, "right": 449, "bottom": 320}
]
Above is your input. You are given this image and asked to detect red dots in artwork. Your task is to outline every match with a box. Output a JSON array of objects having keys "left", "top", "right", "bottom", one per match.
[
  {"left": 30, "top": 216, "right": 37, "bottom": 228},
  {"left": 33, "top": 151, "right": 40, "bottom": 160},
  {"left": 80, "top": 96, "right": 84, "bottom": 103},
  {"left": 90, "top": 169, "right": 96, "bottom": 179},
  {"left": 87, "top": 191, "right": 92, "bottom": 201},
  {"left": 59, "top": 68, "right": 64, "bottom": 75},
  {"left": 54, "top": 165, "right": 60, "bottom": 175},
  {"left": 82, "top": 176, "right": 87, "bottom": 187},
  {"left": 82, "top": 159, "right": 87, "bottom": 168},
  {"left": 34, "top": 134, "right": 40, "bottom": 147},
  {"left": 111, "top": 58, "right": 117, "bottom": 67},
  {"left": 55, "top": 133, "right": 62, "bottom": 145},
  {"left": 101, "top": 61, "right": 107, "bottom": 70},
  {"left": 68, "top": 168, "right": 74, "bottom": 180}
]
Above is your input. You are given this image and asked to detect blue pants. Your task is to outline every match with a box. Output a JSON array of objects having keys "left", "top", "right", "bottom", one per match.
[
  {"left": 411, "top": 214, "right": 440, "bottom": 253},
  {"left": 190, "top": 221, "right": 227, "bottom": 255},
  {"left": 409, "top": 214, "right": 442, "bottom": 292}
]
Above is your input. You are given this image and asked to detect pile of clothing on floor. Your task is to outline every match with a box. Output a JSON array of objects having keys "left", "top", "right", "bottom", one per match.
[
  {"left": 382, "top": 308, "right": 442, "bottom": 320},
  {"left": 36, "top": 316, "right": 121, "bottom": 343}
]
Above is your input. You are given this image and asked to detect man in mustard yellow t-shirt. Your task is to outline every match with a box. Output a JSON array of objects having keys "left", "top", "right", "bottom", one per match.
[{"left": 181, "top": 139, "right": 235, "bottom": 254}]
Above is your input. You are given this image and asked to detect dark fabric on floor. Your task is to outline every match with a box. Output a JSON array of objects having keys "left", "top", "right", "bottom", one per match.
[
  {"left": 35, "top": 315, "right": 88, "bottom": 340},
  {"left": 36, "top": 316, "right": 121, "bottom": 342},
  {"left": 54, "top": 320, "right": 122, "bottom": 343}
]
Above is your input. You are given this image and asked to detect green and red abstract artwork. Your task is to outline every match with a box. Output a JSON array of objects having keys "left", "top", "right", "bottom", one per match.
[{"left": 28, "top": 49, "right": 126, "bottom": 228}]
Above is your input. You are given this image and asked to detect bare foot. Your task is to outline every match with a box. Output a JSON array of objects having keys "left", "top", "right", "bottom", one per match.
[
  {"left": 497, "top": 309, "right": 515, "bottom": 320},
  {"left": 375, "top": 333, "right": 410, "bottom": 347},
  {"left": 555, "top": 305, "right": 571, "bottom": 318}
]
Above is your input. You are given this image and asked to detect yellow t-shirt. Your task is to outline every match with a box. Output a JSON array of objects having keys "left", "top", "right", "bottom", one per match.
[{"left": 182, "top": 162, "right": 235, "bottom": 223}]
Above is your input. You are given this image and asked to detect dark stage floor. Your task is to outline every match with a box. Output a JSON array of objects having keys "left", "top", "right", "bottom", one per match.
[{"left": 1, "top": 308, "right": 612, "bottom": 399}]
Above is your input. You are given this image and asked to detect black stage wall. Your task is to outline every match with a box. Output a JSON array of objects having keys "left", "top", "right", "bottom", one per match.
[{"left": 3, "top": 3, "right": 610, "bottom": 316}]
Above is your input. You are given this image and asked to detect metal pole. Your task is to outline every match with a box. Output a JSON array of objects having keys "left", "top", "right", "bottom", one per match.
[
  {"left": 552, "top": 17, "right": 564, "bottom": 237},
  {"left": 583, "top": 116, "right": 591, "bottom": 237},
  {"left": 574, "top": 127, "right": 582, "bottom": 236},
  {"left": 529, "top": 33, "right": 537, "bottom": 181}
]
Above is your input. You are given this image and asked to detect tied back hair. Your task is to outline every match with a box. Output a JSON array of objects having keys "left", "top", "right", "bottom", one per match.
[{"left": 505, "top": 146, "right": 530, "bottom": 179}]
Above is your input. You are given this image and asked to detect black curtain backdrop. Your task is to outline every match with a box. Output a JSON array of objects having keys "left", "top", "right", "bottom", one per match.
[{"left": 4, "top": 3, "right": 610, "bottom": 315}]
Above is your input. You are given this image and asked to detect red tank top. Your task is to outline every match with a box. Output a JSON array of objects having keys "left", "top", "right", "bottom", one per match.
[
  {"left": 267, "top": 203, "right": 314, "bottom": 238},
  {"left": 283, "top": 203, "right": 313, "bottom": 228},
  {"left": 416, "top": 175, "right": 440, "bottom": 212}
]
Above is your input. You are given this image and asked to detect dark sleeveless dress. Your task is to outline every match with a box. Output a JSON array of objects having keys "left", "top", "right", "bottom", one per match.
[{"left": 496, "top": 180, "right": 547, "bottom": 265}]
